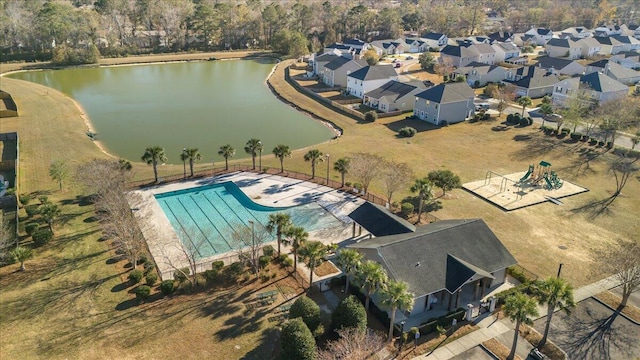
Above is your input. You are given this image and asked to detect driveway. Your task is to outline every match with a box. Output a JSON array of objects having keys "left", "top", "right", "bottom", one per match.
[{"left": 532, "top": 298, "right": 640, "bottom": 360}]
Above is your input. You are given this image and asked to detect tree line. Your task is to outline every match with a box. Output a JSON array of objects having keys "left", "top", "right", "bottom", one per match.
[{"left": 1, "top": 0, "right": 632, "bottom": 63}]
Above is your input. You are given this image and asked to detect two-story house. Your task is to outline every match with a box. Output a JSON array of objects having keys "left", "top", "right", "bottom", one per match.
[
  {"left": 413, "top": 82, "right": 475, "bottom": 125},
  {"left": 491, "top": 42, "right": 520, "bottom": 62},
  {"left": 545, "top": 38, "right": 582, "bottom": 59},
  {"left": 560, "top": 27, "right": 592, "bottom": 39},
  {"left": 422, "top": 32, "right": 448, "bottom": 50},
  {"left": 578, "top": 37, "right": 602, "bottom": 58},
  {"left": 346, "top": 65, "right": 399, "bottom": 99},
  {"left": 524, "top": 27, "right": 554, "bottom": 45},
  {"left": 585, "top": 59, "right": 640, "bottom": 85},
  {"left": 503, "top": 66, "right": 560, "bottom": 98},
  {"left": 535, "top": 56, "right": 586, "bottom": 76},
  {"left": 453, "top": 62, "right": 508, "bottom": 87},
  {"left": 323, "top": 57, "right": 368, "bottom": 87},
  {"left": 552, "top": 71, "right": 628, "bottom": 106},
  {"left": 364, "top": 80, "right": 427, "bottom": 113},
  {"left": 610, "top": 51, "right": 640, "bottom": 69}
]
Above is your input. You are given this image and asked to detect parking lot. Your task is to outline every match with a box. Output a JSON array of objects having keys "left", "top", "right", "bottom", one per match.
[{"left": 532, "top": 298, "right": 640, "bottom": 360}]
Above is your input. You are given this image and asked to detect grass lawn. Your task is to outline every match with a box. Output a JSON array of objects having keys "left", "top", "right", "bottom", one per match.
[{"left": 0, "top": 54, "right": 639, "bottom": 358}]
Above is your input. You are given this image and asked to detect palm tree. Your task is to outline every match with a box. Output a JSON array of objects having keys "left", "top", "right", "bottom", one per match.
[
  {"left": 11, "top": 246, "right": 33, "bottom": 271},
  {"left": 517, "top": 96, "right": 532, "bottom": 117},
  {"left": 410, "top": 177, "right": 434, "bottom": 224},
  {"left": 244, "top": 138, "right": 263, "bottom": 170},
  {"left": 303, "top": 149, "right": 324, "bottom": 179},
  {"left": 282, "top": 225, "right": 308, "bottom": 272},
  {"left": 272, "top": 144, "right": 291, "bottom": 173},
  {"left": 218, "top": 144, "right": 235, "bottom": 170},
  {"left": 335, "top": 248, "right": 363, "bottom": 294},
  {"left": 356, "top": 260, "right": 388, "bottom": 311},
  {"left": 333, "top": 158, "right": 350, "bottom": 187},
  {"left": 532, "top": 277, "right": 575, "bottom": 348},
  {"left": 118, "top": 159, "right": 132, "bottom": 171},
  {"left": 298, "top": 240, "right": 328, "bottom": 290},
  {"left": 181, "top": 148, "right": 201, "bottom": 177},
  {"left": 380, "top": 279, "right": 414, "bottom": 342},
  {"left": 504, "top": 292, "right": 539, "bottom": 360},
  {"left": 539, "top": 102, "right": 553, "bottom": 129},
  {"left": 40, "top": 203, "right": 61, "bottom": 234},
  {"left": 266, "top": 213, "right": 291, "bottom": 257},
  {"left": 141, "top": 146, "right": 167, "bottom": 183}
]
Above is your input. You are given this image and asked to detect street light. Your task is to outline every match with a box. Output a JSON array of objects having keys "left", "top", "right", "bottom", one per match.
[
  {"left": 182, "top": 147, "right": 187, "bottom": 179},
  {"left": 257, "top": 141, "right": 262, "bottom": 172},
  {"left": 325, "top": 153, "right": 330, "bottom": 185}
]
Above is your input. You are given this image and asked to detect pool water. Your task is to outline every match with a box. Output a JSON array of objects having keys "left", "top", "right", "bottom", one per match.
[{"left": 155, "top": 182, "right": 342, "bottom": 259}]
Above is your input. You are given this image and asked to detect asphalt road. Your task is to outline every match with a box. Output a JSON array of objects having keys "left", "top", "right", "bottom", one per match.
[{"left": 532, "top": 298, "right": 640, "bottom": 360}]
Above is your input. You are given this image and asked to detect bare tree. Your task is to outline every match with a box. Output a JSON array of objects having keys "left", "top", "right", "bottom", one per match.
[
  {"left": 381, "top": 161, "right": 413, "bottom": 206},
  {"left": 490, "top": 83, "right": 517, "bottom": 116},
  {"left": 316, "top": 328, "right": 386, "bottom": 360},
  {"left": 348, "top": 153, "right": 383, "bottom": 194},
  {"left": 230, "top": 221, "right": 269, "bottom": 275},
  {"left": 598, "top": 238, "right": 640, "bottom": 307},
  {"left": 434, "top": 56, "right": 455, "bottom": 81}
]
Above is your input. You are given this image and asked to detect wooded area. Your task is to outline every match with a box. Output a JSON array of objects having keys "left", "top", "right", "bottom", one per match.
[{"left": 0, "top": 0, "right": 636, "bottom": 63}]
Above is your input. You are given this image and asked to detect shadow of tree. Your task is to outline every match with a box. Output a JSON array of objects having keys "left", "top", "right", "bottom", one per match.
[
  {"left": 553, "top": 306, "right": 637, "bottom": 360},
  {"left": 240, "top": 327, "right": 280, "bottom": 360}
]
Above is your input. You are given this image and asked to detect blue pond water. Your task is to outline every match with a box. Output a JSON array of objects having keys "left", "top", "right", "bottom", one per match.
[{"left": 155, "top": 182, "right": 340, "bottom": 259}]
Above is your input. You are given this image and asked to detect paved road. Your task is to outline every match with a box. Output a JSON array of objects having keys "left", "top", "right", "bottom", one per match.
[{"left": 532, "top": 298, "right": 640, "bottom": 360}]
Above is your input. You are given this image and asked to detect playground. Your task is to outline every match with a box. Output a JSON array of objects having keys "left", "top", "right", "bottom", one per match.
[{"left": 462, "top": 161, "right": 589, "bottom": 211}]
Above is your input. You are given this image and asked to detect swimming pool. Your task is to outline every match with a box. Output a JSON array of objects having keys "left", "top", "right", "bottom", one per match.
[{"left": 155, "top": 182, "right": 343, "bottom": 259}]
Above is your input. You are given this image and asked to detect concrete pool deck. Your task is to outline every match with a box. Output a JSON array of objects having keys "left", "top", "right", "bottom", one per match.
[{"left": 128, "top": 171, "right": 366, "bottom": 280}]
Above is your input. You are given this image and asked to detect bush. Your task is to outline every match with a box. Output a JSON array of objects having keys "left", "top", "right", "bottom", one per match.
[
  {"left": 160, "top": 280, "right": 175, "bottom": 295},
  {"left": 25, "top": 204, "right": 40, "bottom": 217},
  {"left": 212, "top": 261, "right": 224, "bottom": 272},
  {"left": 519, "top": 117, "right": 529, "bottom": 127},
  {"left": 129, "top": 269, "right": 144, "bottom": 284},
  {"left": 606, "top": 141, "right": 613, "bottom": 149},
  {"left": 173, "top": 267, "right": 190, "bottom": 282},
  {"left": 280, "top": 318, "right": 316, "bottom": 360},
  {"left": 25, "top": 222, "right": 39, "bottom": 236},
  {"left": 401, "top": 202, "right": 414, "bottom": 218},
  {"left": 259, "top": 255, "right": 271, "bottom": 269},
  {"left": 398, "top": 126, "right": 417, "bottom": 137},
  {"left": 145, "top": 272, "right": 158, "bottom": 286},
  {"left": 527, "top": 117, "right": 533, "bottom": 126},
  {"left": 32, "top": 229, "right": 53, "bottom": 247},
  {"left": 561, "top": 128, "right": 571, "bottom": 135},
  {"left": 344, "top": 182, "right": 352, "bottom": 187},
  {"left": 19, "top": 194, "right": 32, "bottom": 206},
  {"left": 364, "top": 110, "right": 378, "bottom": 122},
  {"left": 507, "top": 266, "right": 533, "bottom": 284},
  {"left": 331, "top": 295, "right": 367, "bottom": 333},
  {"left": 135, "top": 285, "right": 152, "bottom": 301},
  {"left": 138, "top": 254, "right": 147, "bottom": 264},
  {"left": 262, "top": 245, "right": 275, "bottom": 258},
  {"left": 290, "top": 296, "right": 321, "bottom": 332},
  {"left": 353, "top": 182, "right": 363, "bottom": 191},
  {"left": 143, "top": 261, "right": 155, "bottom": 274}
]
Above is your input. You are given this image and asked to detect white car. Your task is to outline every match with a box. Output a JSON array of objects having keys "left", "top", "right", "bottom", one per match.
[
  {"left": 475, "top": 103, "right": 491, "bottom": 111},
  {"left": 544, "top": 113, "right": 562, "bottom": 122}
]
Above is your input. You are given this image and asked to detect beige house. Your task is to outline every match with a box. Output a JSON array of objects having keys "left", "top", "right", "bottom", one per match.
[{"left": 552, "top": 71, "right": 628, "bottom": 106}]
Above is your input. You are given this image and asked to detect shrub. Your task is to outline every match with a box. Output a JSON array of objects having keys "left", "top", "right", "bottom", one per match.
[
  {"left": 229, "top": 261, "right": 244, "bottom": 275},
  {"left": 25, "top": 222, "right": 39, "bottom": 236},
  {"left": 281, "top": 256, "right": 293, "bottom": 268},
  {"left": 401, "top": 202, "right": 414, "bottom": 218},
  {"left": 135, "top": 285, "right": 152, "bottom": 301},
  {"left": 561, "top": 128, "right": 570, "bottom": 135},
  {"left": 519, "top": 117, "right": 529, "bottom": 127},
  {"left": 344, "top": 182, "right": 352, "bottom": 187},
  {"left": 398, "top": 126, "right": 417, "bottom": 137},
  {"left": 570, "top": 133, "right": 581, "bottom": 141},
  {"left": 259, "top": 255, "right": 271, "bottom": 269},
  {"left": 364, "top": 110, "right": 378, "bottom": 122},
  {"left": 589, "top": 138, "right": 598, "bottom": 145},
  {"left": 211, "top": 261, "right": 224, "bottom": 272},
  {"left": 507, "top": 266, "right": 533, "bottom": 284},
  {"left": 353, "top": 182, "right": 363, "bottom": 191},
  {"left": 138, "top": 254, "right": 147, "bottom": 264},
  {"left": 290, "top": 296, "right": 321, "bottom": 332},
  {"left": 143, "top": 261, "right": 155, "bottom": 274},
  {"left": 129, "top": 269, "right": 144, "bottom": 284},
  {"left": 160, "top": 280, "right": 175, "bottom": 295},
  {"left": 19, "top": 194, "right": 32, "bottom": 206},
  {"left": 174, "top": 267, "right": 190, "bottom": 282},
  {"left": 606, "top": 141, "right": 613, "bottom": 149},
  {"left": 527, "top": 117, "right": 533, "bottom": 126},
  {"left": 32, "top": 229, "right": 53, "bottom": 247},
  {"left": 280, "top": 318, "right": 316, "bottom": 360},
  {"left": 262, "top": 245, "right": 275, "bottom": 258},
  {"left": 25, "top": 204, "right": 40, "bottom": 217},
  {"left": 145, "top": 272, "right": 158, "bottom": 286},
  {"left": 331, "top": 295, "right": 367, "bottom": 333}
]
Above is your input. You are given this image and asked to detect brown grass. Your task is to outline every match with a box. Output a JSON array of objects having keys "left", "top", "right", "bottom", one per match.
[
  {"left": 398, "top": 324, "right": 478, "bottom": 357},
  {"left": 595, "top": 291, "right": 640, "bottom": 322},
  {"left": 519, "top": 324, "right": 566, "bottom": 360},
  {"left": 315, "top": 260, "right": 340, "bottom": 277},
  {"left": 482, "top": 338, "right": 523, "bottom": 360}
]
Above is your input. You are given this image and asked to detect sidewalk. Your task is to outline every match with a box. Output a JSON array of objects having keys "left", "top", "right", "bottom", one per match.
[{"left": 411, "top": 274, "right": 621, "bottom": 359}]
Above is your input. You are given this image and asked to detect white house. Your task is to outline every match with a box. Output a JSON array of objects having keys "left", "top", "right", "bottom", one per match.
[
  {"left": 346, "top": 65, "right": 399, "bottom": 99},
  {"left": 552, "top": 71, "right": 629, "bottom": 106},
  {"left": 323, "top": 56, "right": 368, "bottom": 87},
  {"left": 610, "top": 51, "right": 640, "bottom": 69},
  {"left": 491, "top": 42, "right": 520, "bottom": 62},
  {"left": 422, "top": 32, "right": 448, "bottom": 50},
  {"left": 595, "top": 36, "right": 626, "bottom": 54},
  {"left": 585, "top": 59, "right": 640, "bottom": 85},
  {"left": 545, "top": 38, "right": 582, "bottom": 59},
  {"left": 313, "top": 52, "right": 341, "bottom": 78},
  {"left": 578, "top": 37, "right": 602, "bottom": 58},
  {"left": 535, "top": 56, "right": 586, "bottom": 76},
  {"left": 524, "top": 27, "right": 554, "bottom": 45},
  {"left": 405, "top": 38, "right": 428, "bottom": 53},
  {"left": 560, "top": 27, "right": 592, "bottom": 39},
  {"left": 453, "top": 62, "right": 508, "bottom": 87}
]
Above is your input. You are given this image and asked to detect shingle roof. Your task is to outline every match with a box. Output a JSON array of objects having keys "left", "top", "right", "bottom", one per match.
[
  {"left": 441, "top": 44, "right": 479, "bottom": 58},
  {"left": 347, "top": 219, "right": 517, "bottom": 296},
  {"left": 343, "top": 38, "right": 366, "bottom": 46},
  {"left": 580, "top": 71, "right": 631, "bottom": 92},
  {"left": 535, "top": 56, "right": 579, "bottom": 71},
  {"left": 423, "top": 32, "right": 445, "bottom": 40},
  {"left": 364, "top": 80, "right": 422, "bottom": 103},
  {"left": 508, "top": 72, "right": 560, "bottom": 89},
  {"left": 415, "top": 82, "right": 474, "bottom": 104},
  {"left": 347, "top": 65, "right": 398, "bottom": 81},
  {"left": 455, "top": 62, "right": 501, "bottom": 76},
  {"left": 546, "top": 38, "right": 579, "bottom": 48},
  {"left": 324, "top": 57, "right": 366, "bottom": 70},
  {"left": 487, "top": 31, "right": 513, "bottom": 42},
  {"left": 493, "top": 42, "right": 519, "bottom": 53},
  {"left": 348, "top": 202, "right": 415, "bottom": 237},
  {"left": 315, "top": 53, "right": 341, "bottom": 63},
  {"left": 325, "top": 43, "right": 352, "bottom": 50}
]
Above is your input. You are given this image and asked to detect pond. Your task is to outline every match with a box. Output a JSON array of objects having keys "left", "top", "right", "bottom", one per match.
[{"left": 7, "top": 59, "right": 334, "bottom": 163}]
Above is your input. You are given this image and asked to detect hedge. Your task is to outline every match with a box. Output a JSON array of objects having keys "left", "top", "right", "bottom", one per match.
[
  {"left": 32, "top": 229, "right": 53, "bottom": 247},
  {"left": 25, "top": 222, "right": 39, "bottom": 236},
  {"left": 129, "top": 269, "right": 144, "bottom": 284},
  {"left": 401, "top": 202, "right": 414, "bottom": 218},
  {"left": 160, "top": 280, "right": 175, "bottom": 295},
  {"left": 135, "top": 285, "right": 151, "bottom": 301},
  {"left": 290, "top": 296, "right": 321, "bottom": 332},
  {"left": 145, "top": 272, "right": 158, "bottom": 286},
  {"left": 280, "top": 318, "right": 316, "bottom": 360}
]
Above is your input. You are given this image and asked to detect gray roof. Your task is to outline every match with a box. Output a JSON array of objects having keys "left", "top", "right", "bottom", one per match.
[
  {"left": 364, "top": 80, "right": 422, "bottom": 102},
  {"left": 535, "top": 56, "right": 583, "bottom": 71},
  {"left": 546, "top": 38, "right": 579, "bottom": 48},
  {"left": 493, "top": 42, "right": 519, "bottom": 53},
  {"left": 325, "top": 43, "right": 352, "bottom": 51},
  {"left": 348, "top": 202, "right": 415, "bottom": 237},
  {"left": 347, "top": 219, "right": 517, "bottom": 296},
  {"left": 441, "top": 44, "right": 479, "bottom": 58},
  {"left": 508, "top": 72, "right": 560, "bottom": 89},
  {"left": 324, "top": 57, "right": 366, "bottom": 71},
  {"left": 487, "top": 31, "right": 513, "bottom": 42},
  {"left": 348, "top": 65, "right": 397, "bottom": 81},
  {"left": 315, "top": 53, "right": 341, "bottom": 63},
  {"left": 455, "top": 62, "right": 502, "bottom": 76},
  {"left": 423, "top": 32, "right": 445, "bottom": 40},
  {"left": 415, "top": 82, "right": 474, "bottom": 104},
  {"left": 579, "top": 71, "right": 628, "bottom": 92}
]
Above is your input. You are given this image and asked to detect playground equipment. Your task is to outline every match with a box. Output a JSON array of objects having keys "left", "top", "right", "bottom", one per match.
[
  {"left": 529, "top": 161, "right": 551, "bottom": 186},
  {"left": 484, "top": 170, "right": 525, "bottom": 200},
  {"left": 519, "top": 164, "right": 534, "bottom": 182},
  {"left": 544, "top": 171, "right": 563, "bottom": 190}
]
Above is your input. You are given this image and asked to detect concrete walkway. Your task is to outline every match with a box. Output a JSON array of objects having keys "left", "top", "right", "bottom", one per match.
[{"left": 411, "top": 274, "right": 622, "bottom": 359}]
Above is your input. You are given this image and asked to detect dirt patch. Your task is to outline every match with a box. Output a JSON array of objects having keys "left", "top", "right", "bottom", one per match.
[
  {"left": 519, "top": 324, "right": 566, "bottom": 360},
  {"left": 398, "top": 324, "right": 478, "bottom": 357},
  {"left": 483, "top": 338, "right": 523, "bottom": 360},
  {"left": 315, "top": 260, "right": 340, "bottom": 277}
]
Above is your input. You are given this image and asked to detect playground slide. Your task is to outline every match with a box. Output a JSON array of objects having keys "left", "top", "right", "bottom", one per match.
[
  {"left": 544, "top": 175, "right": 554, "bottom": 190},
  {"left": 519, "top": 169, "right": 533, "bottom": 182}
]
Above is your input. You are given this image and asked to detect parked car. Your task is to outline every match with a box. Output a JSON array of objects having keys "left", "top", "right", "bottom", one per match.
[
  {"left": 406, "top": 56, "right": 414, "bottom": 60},
  {"left": 475, "top": 102, "right": 491, "bottom": 111},
  {"left": 529, "top": 348, "right": 545, "bottom": 360},
  {"left": 544, "top": 113, "right": 563, "bottom": 122},
  {"left": 394, "top": 62, "right": 402, "bottom": 68}
]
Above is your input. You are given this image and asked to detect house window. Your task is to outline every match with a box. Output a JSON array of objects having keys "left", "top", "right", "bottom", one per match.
[
  {"left": 435, "top": 104, "right": 439, "bottom": 109},
  {"left": 556, "top": 86, "right": 562, "bottom": 92},
  {"left": 426, "top": 100, "right": 430, "bottom": 106}
]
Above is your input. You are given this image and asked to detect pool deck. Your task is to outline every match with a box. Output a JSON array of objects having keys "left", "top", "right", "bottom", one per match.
[{"left": 128, "top": 171, "right": 366, "bottom": 280}]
